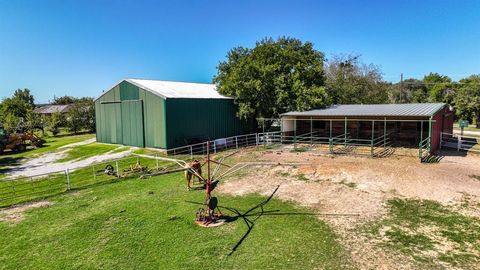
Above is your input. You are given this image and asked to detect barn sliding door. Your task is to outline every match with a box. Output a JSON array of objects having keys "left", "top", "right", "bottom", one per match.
[{"left": 121, "top": 100, "right": 145, "bottom": 147}]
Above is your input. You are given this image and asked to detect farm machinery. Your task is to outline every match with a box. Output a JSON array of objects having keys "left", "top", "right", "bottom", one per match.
[{"left": 0, "top": 127, "right": 45, "bottom": 154}]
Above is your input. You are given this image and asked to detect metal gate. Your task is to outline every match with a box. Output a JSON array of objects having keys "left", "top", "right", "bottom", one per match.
[
  {"left": 121, "top": 100, "right": 145, "bottom": 147},
  {"left": 440, "top": 132, "right": 479, "bottom": 153}
]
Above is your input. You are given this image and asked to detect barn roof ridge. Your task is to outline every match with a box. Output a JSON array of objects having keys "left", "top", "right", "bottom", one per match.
[{"left": 95, "top": 78, "right": 230, "bottom": 101}]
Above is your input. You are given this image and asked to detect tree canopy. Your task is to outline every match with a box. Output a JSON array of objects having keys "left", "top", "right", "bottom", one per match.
[
  {"left": 454, "top": 75, "right": 480, "bottom": 128},
  {"left": 214, "top": 37, "right": 329, "bottom": 121},
  {"left": 325, "top": 54, "right": 390, "bottom": 104}
]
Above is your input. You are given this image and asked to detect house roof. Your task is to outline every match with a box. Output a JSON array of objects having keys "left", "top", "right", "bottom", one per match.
[
  {"left": 33, "top": 104, "right": 74, "bottom": 114},
  {"left": 281, "top": 103, "right": 448, "bottom": 118}
]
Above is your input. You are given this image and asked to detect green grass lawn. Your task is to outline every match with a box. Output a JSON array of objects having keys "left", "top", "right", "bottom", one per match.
[
  {"left": 56, "top": 143, "right": 128, "bottom": 163},
  {"left": 0, "top": 173, "right": 351, "bottom": 269},
  {"left": 454, "top": 122, "right": 480, "bottom": 132},
  {"left": 365, "top": 198, "right": 480, "bottom": 268}
]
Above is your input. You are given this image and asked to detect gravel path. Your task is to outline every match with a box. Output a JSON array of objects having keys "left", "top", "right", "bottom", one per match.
[{"left": 5, "top": 139, "right": 133, "bottom": 178}]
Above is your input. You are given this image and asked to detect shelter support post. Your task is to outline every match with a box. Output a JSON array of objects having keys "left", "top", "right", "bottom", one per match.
[
  {"left": 344, "top": 117, "right": 347, "bottom": 146},
  {"left": 294, "top": 119, "right": 297, "bottom": 150},
  {"left": 310, "top": 117, "right": 313, "bottom": 145},
  {"left": 383, "top": 117, "right": 387, "bottom": 148},
  {"left": 329, "top": 120, "right": 332, "bottom": 138},
  {"left": 418, "top": 121, "right": 423, "bottom": 159},
  {"left": 428, "top": 116, "right": 433, "bottom": 152},
  {"left": 371, "top": 120, "right": 375, "bottom": 158}
]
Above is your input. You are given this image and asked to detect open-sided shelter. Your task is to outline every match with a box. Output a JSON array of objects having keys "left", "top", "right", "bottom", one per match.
[{"left": 280, "top": 103, "right": 454, "bottom": 155}]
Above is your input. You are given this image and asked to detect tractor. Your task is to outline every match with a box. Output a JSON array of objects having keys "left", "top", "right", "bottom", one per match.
[{"left": 0, "top": 127, "right": 45, "bottom": 154}]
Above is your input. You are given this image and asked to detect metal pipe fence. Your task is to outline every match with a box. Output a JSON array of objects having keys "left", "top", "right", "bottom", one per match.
[
  {"left": 440, "top": 132, "right": 479, "bottom": 154},
  {"left": 0, "top": 155, "right": 177, "bottom": 208}
]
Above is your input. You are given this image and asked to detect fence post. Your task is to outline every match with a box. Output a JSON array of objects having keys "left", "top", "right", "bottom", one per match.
[
  {"left": 11, "top": 180, "right": 16, "bottom": 197},
  {"left": 235, "top": 136, "right": 238, "bottom": 149},
  {"left": 190, "top": 146, "right": 193, "bottom": 159},
  {"left": 329, "top": 138, "right": 333, "bottom": 154},
  {"left": 256, "top": 133, "right": 259, "bottom": 146},
  {"left": 213, "top": 141, "right": 217, "bottom": 153},
  {"left": 457, "top": 135, "right": 461, "bottom": 151},
  {"left": 116, "top": 160, "right": 120, "bottom": 178},
  {"left": 30, "top": 177, "right": 35, "bottom": 192},
  {"left": 65, "top": 169, "right": 71, "bottom": 191},
  {"left": 156, "top": 154, "right": 159, "bottom": 169}
]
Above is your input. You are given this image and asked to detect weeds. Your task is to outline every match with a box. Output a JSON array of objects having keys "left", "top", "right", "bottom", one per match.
[{"left": 365, "top": 198, "right": 480, "bottom": 267}]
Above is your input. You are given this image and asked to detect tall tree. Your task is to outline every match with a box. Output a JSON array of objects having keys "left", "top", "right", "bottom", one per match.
[
  {"left": 422, "top": 73, "right": 454, "bottom": 103},
  {"left": 454, "top": 75, "right": 480, "bottom": 128},
  {"left": 400, "top": 78, "right": 428, "bottom": 103},
  {"left": 325, "top": 54, "right": 390, "bottom": 104},
  {"left": 1, "top": 88, "right": 35, "bottom": 119},
  {"left": 214, "top": 37, "right": 329, "bottom": 123}
]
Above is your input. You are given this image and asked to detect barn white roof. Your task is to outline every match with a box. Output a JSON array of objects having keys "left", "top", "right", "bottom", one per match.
[{"left": 127, "top": 79, "right": 229, "bottom": 99}]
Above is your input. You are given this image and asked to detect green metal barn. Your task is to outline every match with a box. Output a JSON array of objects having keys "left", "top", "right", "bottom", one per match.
[{"left": 94, "top": 79, "right": 247, "bottom": 149}]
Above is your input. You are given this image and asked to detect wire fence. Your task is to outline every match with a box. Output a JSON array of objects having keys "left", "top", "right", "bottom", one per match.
[
  {"left": 0, "top": 129, "right": 429, "bottom": 208},
  {"left": 0, "top": 155, "right": 179, "bottom": 208}
]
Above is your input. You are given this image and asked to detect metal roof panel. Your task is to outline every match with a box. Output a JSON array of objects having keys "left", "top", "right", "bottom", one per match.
[{"left": 281, "top": 103, "right": 447, "bottom": 117}]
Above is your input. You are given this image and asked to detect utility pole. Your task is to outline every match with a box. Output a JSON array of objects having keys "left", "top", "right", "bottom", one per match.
[{"left": 400, "top": 73, "right": 404, "bottom": 103}]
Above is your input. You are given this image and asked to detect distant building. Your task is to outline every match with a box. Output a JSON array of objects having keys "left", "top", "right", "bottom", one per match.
[{"left": 33, "top": 104, "right": 75, "bottom": 116}]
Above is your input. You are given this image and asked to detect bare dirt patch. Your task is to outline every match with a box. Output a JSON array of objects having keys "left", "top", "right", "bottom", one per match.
[
  {"left": 217, "top": 146, "right": 480, "bottom": 269},
  {"left": 0, "top": 201, "right": 52, "bottom": 223}
]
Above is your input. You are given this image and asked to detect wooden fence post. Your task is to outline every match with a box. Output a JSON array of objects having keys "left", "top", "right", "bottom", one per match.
[{"left": 65, "top": 169, "right": 71, "bottom": 191}]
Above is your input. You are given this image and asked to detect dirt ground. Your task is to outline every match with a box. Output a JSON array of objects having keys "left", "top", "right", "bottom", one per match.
[
  {"left": 0, "top": 201, "right": 53, "bottom": 224},
  {"left": 217, "top": 146, "right": 480, "bottom": 269}
]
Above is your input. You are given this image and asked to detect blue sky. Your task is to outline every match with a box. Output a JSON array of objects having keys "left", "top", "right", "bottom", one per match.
[{"left": 1, "top": 0, "right": 479, "bottom": 103}]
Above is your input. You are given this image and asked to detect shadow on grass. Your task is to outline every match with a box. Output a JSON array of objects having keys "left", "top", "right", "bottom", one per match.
[
  {"left": 0, "top": 156, "right": 26, "bottom": 174},
  {"left": 187, "top": 185, "right": 359, "bottom": 256}
]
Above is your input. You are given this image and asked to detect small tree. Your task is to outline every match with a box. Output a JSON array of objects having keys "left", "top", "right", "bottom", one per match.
[
  {"left": 48, "top": 112, "right": 63, "bottom": 136},
  {"left": 24, "top": 109, "right": 43, "bottom": 133},
  {"left": 3, "top": 113, "right": 20, "bottom": 133},
  {"left": 66, "top": 103, "right": 84, "bottom": 134}
]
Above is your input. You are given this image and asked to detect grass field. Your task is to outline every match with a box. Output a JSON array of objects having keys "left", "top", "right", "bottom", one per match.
[
  {"left": 0, "top": 172, "right": 351, "bottom": 269},
  {"left": 56, "top": 143, "right": 127, "bottom": 163},
  {"left": 454, "top": 122, "right": 480, "bottom": 132},
  {"left": 0, "top": 134, "right": 95, "bottom": 171}
]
